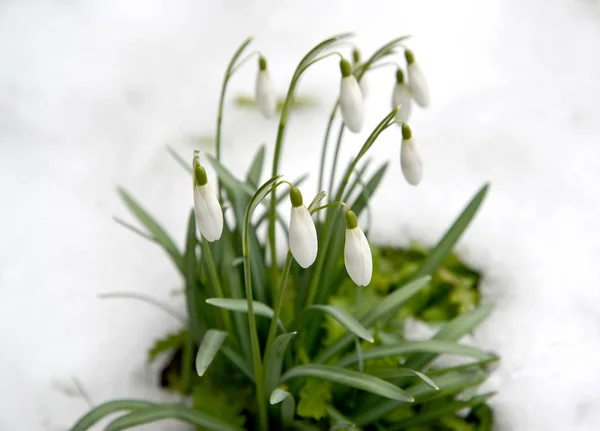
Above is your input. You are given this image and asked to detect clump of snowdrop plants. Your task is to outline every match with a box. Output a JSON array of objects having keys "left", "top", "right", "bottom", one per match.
[{"left": 71, "top": 34, "right": 497, "bottom": 431}]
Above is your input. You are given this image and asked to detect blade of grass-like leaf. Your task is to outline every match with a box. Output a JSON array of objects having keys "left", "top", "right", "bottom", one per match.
[
  {"left": 166, "top": 145, "right": 193, "bottom": 174},
  {"left": 370, "top": 368, "right": 439, "bottom": 390},
  {"left": 281, "top": 365, "right": 414, "bottom": 402},
  {"left": 104, "top": 403, "right": 243, "bottom": 431},
  {"left": 349, "top": 162, "right": 388, "bottom": 217},
  {"left": 97, "top": 292, "right": 186, "bottom": 323},
  {"left": 342, "top": 158, "right": 372, "bottom": 202},
  {"left": 195, "top": 329, "right": 227, "bottom": 376},
  {"left": 404, "top": 303, "right": 495, "bottom": 370},
  {"left": 246, "top": 145, "right": 266, "bottom": 188},
  {"left": 270, "top": 388, "right": 291, "bottom": 404},
  {"left": 183, "top": 211, "right": 204, "bottom": 343},
  {"left": 327, "top": 406, "right": 357, "bottom": 430},
  {"left": 411, "top": 184, "right": 489, "bottom": 280},
  {"left": 265, "top": 332, "right": 297, "bottom": 394},
  {"left": 315, "top": 276, "right": 431, "bottom": 363},
  {"left": 69, "top": 400, "right": 154, "bottom": 431},
  {"left": 221, "top": 345, "right": 254, "bottom": 382},
  {"left": 117, "top": 188, "right": 183, "bottom": 273},
  {"left": 291, "top": 305, "right": 374, "bottom": 343},
  {"left": 112, "top": 216, "right": 157, "bottom": 243},
  {"left": 206, "top": 298, "right": 285, "bottom": 331},
  {"left": 337, "top": 340, "right": 493, "bottom": 367},
  {"left": 387, "top": 393, "right": 495, "bottom": 431},
  {"left": 355, "top": 338, "right": 364, "bottom": 373},
  {"left": 308, "top": 190, "right": 327, "bottom": 212},
  {"left": 205, "top": 154, "right": 255, "bottom": 196}
]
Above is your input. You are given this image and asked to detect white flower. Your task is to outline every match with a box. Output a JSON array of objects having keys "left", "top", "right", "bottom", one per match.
[
  {"left": 392, "top": 68, "right": 412, "bottom": 123},
  {"left": 256, "top": 56, "right": 276, "bottom": 119},
  {"left": 288, "top": 187, "right": 318, "bottom": 268},
  {"left": 193, "top": 159, "right": 223, "bottom": 242},
  {"left": 400, "top": 124, "right": 423, "bottom": 186},
  {"left": 405, "top": 50, "right": 429, "bottom": 108},
  {"left": 344, "top": 210, "right": 372, "bottom": 286},
  {"left": 339, "top": 58, "right": 364, "bottom": 133}
]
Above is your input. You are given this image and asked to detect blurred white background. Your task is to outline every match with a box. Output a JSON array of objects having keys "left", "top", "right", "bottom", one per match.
[{"left": 1, "top": 0, "right": 600, "bottom": 429}]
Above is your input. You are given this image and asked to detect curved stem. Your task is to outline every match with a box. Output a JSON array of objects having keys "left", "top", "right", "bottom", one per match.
[
  {"left": 310, "top": 201, "right": 348, "bottom": 215},
  {"left": 264, "top": 252, "right": 293, "bottom": 361},
  {"left": 201, "top": 239, "right": 230, "bottom": 331}
]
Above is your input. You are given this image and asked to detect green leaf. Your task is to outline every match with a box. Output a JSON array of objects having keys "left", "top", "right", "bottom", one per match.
[
  {"left": 297, "top": 379, "right": 332, "bottom": 420},
  {"left": 195, "top": 329, "right": 227, "bottom": 376},
  {"left": 69, "top": 400, "right": 154, "bottom": 431},
  {"left": 282, "top": 364, "right": 414, "bottom": 402},
  {"left": 192, "top": 380, "right": 247, "bottom": 428},
  {"left": 412, "top": 184, "right": 489, "bottom": 280},
  {"left": 148, "top": 331, "right": 187, "bottom": 362},
  {"left": 349, "top": 162, "right": 388, "bottom": 217},
  {"left": 370, "top": 368, "right": 439, "bottom": 390},
  {"left": 337, "top": 340, "right": 493, "bottom": 367},
  {"left": 205, "top": 298, "right": 285, "bottom": 330},
  {"left": 220, "top": 345, "right": 254, "bottom": 382},
  {"left": 270, "top": 388, "right": 291, "bottom": 404},
  {"left": 166, "top": 144, "right": 192, "bottom": 174},
  {"left": 205, "top": 153, "right": 255, "bottom": 196},
  {"left": 316, "top": 276, "right": 431, "bottom": 363},
  {"left": 298, "top": 33, "right": 354, "bottom": 72},
  {"left": 293, "top": 305, "right": 374, "bottom": 343},
  {"left": 265, "top": 332, "right": 297, "bottom": 394},
  {"left": 246, "top": 145, "right": 266, "bottom": 188},
  {"left": 117, "top": 188, "right": 183, "bottom": 273},
  {"left": 183, "top": 210, "right": 204, "bottom": 344},
  {"left": 308, "top": 190, "right": 328, "bottom": 212},
  {"left": 103, "top": 403, "right": 243, "bottom": 431}
]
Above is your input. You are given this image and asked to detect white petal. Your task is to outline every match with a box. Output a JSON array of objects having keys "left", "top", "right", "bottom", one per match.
[
  {"left": 401, "top": 138, "right": 423, "bottom": 186},
  {"left": 339, "top": 76, "right": 364, "bottom": 133},
  {"left": 289, "top": 206, "right": 318, "bottom": 268},
  {"left": 194, "top": 183, "right": 223, "bottom": 242},
  {"left": 392, "top": 83, "right": 412, "bottom": 123},
  {"left": 256, "top": 69, "right": 276, "bottom": 118},
  {"left": 344, "top": 227, "right": 372, "bottom": 286},
  {"left": 407, "top": 62, "right": 429, "bottom": 108}
]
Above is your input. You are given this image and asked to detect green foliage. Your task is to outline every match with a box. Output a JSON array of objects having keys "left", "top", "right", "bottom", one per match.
[{"left": 71, "top": 34, "right": 498, "bottom": 431}]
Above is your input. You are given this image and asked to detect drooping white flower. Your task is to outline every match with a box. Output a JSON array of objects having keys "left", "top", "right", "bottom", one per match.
[
  {"left": 344, "top": 210, "right": 372, "bottom": 286},
  {"left": 339, "top": 58, "right": 364, "bottom": 133},
  {"left": 392, "top": 68, "right": 412, "bottom": 123},
  {"left": 405, "top": 50, "right": 429, "bottom": 108},
  {"left": 193, "top": 155, "right": 223, "bottom": 242},
  {"left": 255, "top": 56, "right": 276, "bottom": 119},
  {"left": 288, "top": 187, "right": 318, "bottom": 268},
  {"left": 400, "top": 124, "right": 423, "bottom": 186}
]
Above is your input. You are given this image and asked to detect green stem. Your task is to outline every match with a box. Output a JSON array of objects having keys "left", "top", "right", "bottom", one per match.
[
  {"left": 201, "top": 239, "right": 231, "bottom": 332},
  {"left": 317, "top": 102, "right": 339, "bottom": 211},
  {"left": 264, "top": 252, "right": 293, "bottom": 359},
  {"left": 181, "top": 332, "right": 194, "bottom": 394},
  {"left": 327, "top": 123, "right": 346, "bottom": 198}
]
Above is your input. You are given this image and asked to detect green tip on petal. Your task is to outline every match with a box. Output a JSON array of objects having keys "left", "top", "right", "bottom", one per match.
[
  {"left": 404, "top": 49, "right": 415, "bottom": 65},
  {"left": 345, "top": 210, "right": 358, "bottom": 229},
  {"left": 352, "top": 48, "right": 361, "bottom": 65},
  {"left": 194, "top": 164, "right": 208, "bottom": 186},
  {"left": 396, "top": 68, "right": 405, "bottom": 84},
  {"left": 290, "top": 186, "right": 303, "bottom": 207},
  {"left": 401, "top": 123, "right": 412, "bottom": 140},
  {"left": 340, "top": 58, "right": 352, "bottom": 77},
  {"left": 259, "top": 56, "right": 267, "bottom": 71}
]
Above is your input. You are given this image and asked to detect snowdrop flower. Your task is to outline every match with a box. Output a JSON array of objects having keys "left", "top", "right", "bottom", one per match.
[
  {"left": 339, "top": 58, "right": 364, "bottom": 133},
  {"left": 255, "top": 56, "right": 276, "bottom": 118},
  {"left": 288, "top": 187, "right": 318, "bottom": 268},
  {"left": 344, "top": 210, "right": 372, "bottom": 286},
  {"left": 392, "top": 68, "right": 412, "bottom": 123},
  {"left": 400, "top": 124, "right": 423, "bottom": 186},
  {"left": 405, "top": 50, "right": 429, "bottom": 108},
  {"left": 193, "top": 155, "right": 223, "bottom": 242}
]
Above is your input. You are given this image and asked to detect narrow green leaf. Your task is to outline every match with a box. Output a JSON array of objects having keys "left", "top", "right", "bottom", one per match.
[
  {"left": 112, "top": 216, "right": 157, "bottom": 243},
  {"left": 69, "top": 400, "right": 154, "bottom": 431},
  {"left": 117, "top": 188, "right": 183, "bottom": 273},
  {"left": 97, "top": 292, "right": 186, "bottom": 323},
  {"left": 315, "top": 276, "right": 431, "bottom": 363},
  {"left": 205, "top": 154, "right": 255, "bottom": 196},
  {"left": 166, "top": 144, "right": 192, "bottom": 174},
  {"left": 293, "top": 305, "right": 374, "bottom": 343},
  {"left": 206, "top": 298, "right": 285, "bottom": 330},
  {"left": 220, "top": 345, "right": 254, "bottom": 382},
  {"left": 270, "top": 388, "right": 291, "bottom": 405},
  {"left": 342, "top": 158, "right": 372, "bottom": 203},
  {"left": 349, "top": 162, "right": 388, "bottom": 217},
  {"left": 412, "top": 184, "right": 489, "bottom": 280},
  {"left": 370, "top": 368, "right": 439, "bottom": 390},
  {"left": 298, "top": 33, "right": 354, "bottom": 71},
  {"left": 308, "top": 190, "right": 328, "bottom": 212},
  {"left": 104, "top": 403, "right": 243, "bottom": 431},
  {"left": 281, "top": 365, "right": 414, "bottom": 402},
  {"left": 265, "top": 332, "right": 297, "bottom": 394},
  {"left": 195, "top": 329, "right": 227, "bottom": 376},
  {"left": 246, "top": 145, "right": 266, "bottom": 188},
  {"left": 183, "top": 210, "right": 204, "bottom": 343},
  {"left": 337, "top": 340, "right": 493, "bottom": 367}
]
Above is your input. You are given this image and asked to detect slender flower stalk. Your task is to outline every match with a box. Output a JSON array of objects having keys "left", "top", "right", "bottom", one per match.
[
  {"left": 400, "top": 123, "right": 423, "bottom": 186},
  {"left": 288, "top": 187, "right": 318, "bottom": 268},
  {"left": 392, "top": 68, "right": 412, "bottom": 123},
  {"left": 353, "top": 48, "right": 368, "bottom": 97},
  {"left": 255, "top": 56, "right": 276, "bottom": 118},
  {"left": 405, "top": 49, "right": 429, "bottom": 108},
  {"left": 344, "top": 210, "right": 372, "bottom": 286},
  {"left": 193, "top": 153, "right": 223, "bottom": 242},
  {"left": 339, "top": 58, "right": 364, "bottom": 133}
]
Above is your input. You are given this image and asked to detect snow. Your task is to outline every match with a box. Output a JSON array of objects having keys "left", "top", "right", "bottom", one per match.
[{"left": 1, "top": 0, "right": 600, "bottom": 430}]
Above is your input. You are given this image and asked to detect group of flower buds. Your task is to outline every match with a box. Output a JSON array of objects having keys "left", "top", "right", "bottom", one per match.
[{"left": 288, "top": 187, "right": 372, "bottom": 286}]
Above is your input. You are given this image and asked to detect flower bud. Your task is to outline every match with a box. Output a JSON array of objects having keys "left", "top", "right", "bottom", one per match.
[
  {"left": 344, "top": 210, "right": 372, "bottom": 286},
  {"left": 405, "top": 50, "right": 429, "bottom": 108},
  {"left": 193, "top": 154, "right": 223, "bottom": 241},
  {"left": 288, "top": 187, "right": 318, "bottom": 268},
  {"left": 256, "top": 56, "right": 276, "bottom": 118},
  {"left": 400, "top": 124, "right": 423, "bottom": 186},
  {"left": 339, "top": 58, "right": 364, "bottom": 133}
]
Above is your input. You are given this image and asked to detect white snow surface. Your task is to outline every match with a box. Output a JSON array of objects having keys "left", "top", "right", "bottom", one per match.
[{"left": 1, "top": 0, "right": 600, "bottom": 430}]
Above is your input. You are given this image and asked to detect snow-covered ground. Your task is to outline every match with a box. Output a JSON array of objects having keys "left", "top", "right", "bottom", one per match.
[{"left": 1, "top": 0, "right": 600, "bottom": 430}]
